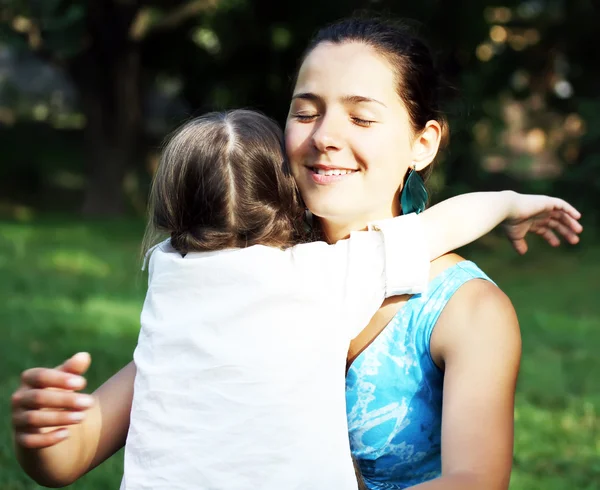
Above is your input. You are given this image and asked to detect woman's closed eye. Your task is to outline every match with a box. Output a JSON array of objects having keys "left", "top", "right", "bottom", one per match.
[
  {"left": 292, "top": 113, "right": 319, "bottom": 122},
  {"left": 292, "top": 112, "right": 375, "bottom": 127},
  {"left": 351, "top": 116, "right": 375, "bottom": 127}
]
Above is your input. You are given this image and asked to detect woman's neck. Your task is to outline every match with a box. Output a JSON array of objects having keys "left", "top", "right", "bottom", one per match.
[{"left": 319, "top": 209, "right": 398, "bottom": 244}]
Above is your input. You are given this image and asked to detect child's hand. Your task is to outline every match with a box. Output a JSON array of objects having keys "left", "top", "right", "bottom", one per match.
[
  {"left": 11, "top": 352, "right": 94, "bottom": 449},
  {"left": 504, "top": 193, "right": 582, "bottom": 254}
]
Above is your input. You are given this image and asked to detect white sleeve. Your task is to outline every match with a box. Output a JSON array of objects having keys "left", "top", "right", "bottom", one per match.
[
  {"left": 290, "top": 213, "right": 430, "bottom": 339},
  {"left": 141, "top": 238, "right": 172, "bottom": 272},
  {"left": 366, "top": 212, "right": 430, "bottom": 296},
  {"left": 340, "top": 213, "right": 430, "bottom": 338}
]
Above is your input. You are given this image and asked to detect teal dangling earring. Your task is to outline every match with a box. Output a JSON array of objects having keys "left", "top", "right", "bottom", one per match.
[{"left": 400, "top": 165, "right": 428, "bottom": 215}]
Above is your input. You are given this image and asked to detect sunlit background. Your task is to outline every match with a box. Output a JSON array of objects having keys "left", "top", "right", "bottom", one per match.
[{"left": 1, "top": 1, "right": 598, "bottom": 489}]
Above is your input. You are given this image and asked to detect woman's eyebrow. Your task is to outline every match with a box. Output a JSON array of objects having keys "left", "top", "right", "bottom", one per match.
[
  {"left": 341, "top": 95, "right": 387, "bottom": 108},
  {"left": 291, "top": 92, "right": 321, "bottom": 102},
  {"left": 291, "top": 93, "right": 387, "bottom": 108}
]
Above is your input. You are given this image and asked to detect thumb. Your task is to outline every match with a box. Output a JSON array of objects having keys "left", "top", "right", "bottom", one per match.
[{"left": 57, "top": 352, "right": 92, "bottom": 376}]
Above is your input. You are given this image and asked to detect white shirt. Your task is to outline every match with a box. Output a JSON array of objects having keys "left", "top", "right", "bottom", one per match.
[{"left": 122, "top": 214, "right": 429, "bottom": 490}]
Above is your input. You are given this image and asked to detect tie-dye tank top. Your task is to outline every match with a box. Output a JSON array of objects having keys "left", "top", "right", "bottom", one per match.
[{"left": 346, "top": 261, "right": 493, "bottom": 489}]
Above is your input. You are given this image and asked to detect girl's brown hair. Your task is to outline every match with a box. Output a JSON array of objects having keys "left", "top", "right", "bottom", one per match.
[{"left": 144, "top": 110, "right": 305, "bottom": 255}]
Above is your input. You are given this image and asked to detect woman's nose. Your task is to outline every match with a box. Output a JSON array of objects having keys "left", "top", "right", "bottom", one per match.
[{"left": 311, "top": 116, "right": 343, "bottom": 152}]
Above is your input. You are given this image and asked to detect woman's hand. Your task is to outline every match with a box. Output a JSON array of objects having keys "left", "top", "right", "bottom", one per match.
[
  {"left": 12, "top": 355, "right": 133, "bottom": 487},
  {"left": 11, "top": 352, "right": 94, "bottom": 449},
  {"left": 504, "top": 193, "right": 582, "bottom": 254}
]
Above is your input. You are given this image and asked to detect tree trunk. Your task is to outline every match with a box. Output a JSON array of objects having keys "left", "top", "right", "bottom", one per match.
[
  {"left": 72, "top": 1, "right": 142, "bottom": 216},
  {"left": 78, "top": 47, "right": 141, "bottom": 216}
]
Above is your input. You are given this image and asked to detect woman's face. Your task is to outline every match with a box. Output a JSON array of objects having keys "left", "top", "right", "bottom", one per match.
[{"left": 285, "top": 42, "right": 427, "bottom": 236}]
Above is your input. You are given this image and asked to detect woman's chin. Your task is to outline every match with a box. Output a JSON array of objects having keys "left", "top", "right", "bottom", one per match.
[
  {"left": 309, "top": 205, "right": 370, "bottom": 230},
  {"left": 307, "top": 203, "right": 352, "bottom": 223}
]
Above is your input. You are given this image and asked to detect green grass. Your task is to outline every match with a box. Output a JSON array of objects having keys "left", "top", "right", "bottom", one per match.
[{"left": 1, "top": 218, "right": 598, "bottom": 489}]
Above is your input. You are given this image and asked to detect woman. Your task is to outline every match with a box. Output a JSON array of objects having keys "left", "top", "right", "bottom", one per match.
[
  {"left": 286, "top": 18, "right": 521, "bottom": 489},
  {"left": 11, "top": 16, "right": 579, "bottom": 490}
]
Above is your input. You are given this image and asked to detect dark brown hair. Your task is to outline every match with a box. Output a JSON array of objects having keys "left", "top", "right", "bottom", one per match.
[
  {"left": 144, "top": 110, "right": 306, "bottom": 255},
  {"left": 298, "top": 16, "right": 449, "bottom": 184}
]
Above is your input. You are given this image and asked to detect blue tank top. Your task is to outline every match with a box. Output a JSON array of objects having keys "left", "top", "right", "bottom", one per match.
[{"left": 346, "top": 261, "right": 494, "bottom": 489}]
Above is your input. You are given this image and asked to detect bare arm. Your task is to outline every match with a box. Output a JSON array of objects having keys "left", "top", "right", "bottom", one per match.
[
  {"left": 12, "top": 355, "right": 135, "bottom": 487},
  {"left": 407, "top": 280, "right": 521, "bottom": 490},
  {"left": 419, "top": 191, "right": 581, "bottom": 260}
]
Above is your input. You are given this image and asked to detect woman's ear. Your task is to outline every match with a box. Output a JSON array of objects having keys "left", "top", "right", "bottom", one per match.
[{"left": 411, "top": 120, "right": 442, "bottom": 171}]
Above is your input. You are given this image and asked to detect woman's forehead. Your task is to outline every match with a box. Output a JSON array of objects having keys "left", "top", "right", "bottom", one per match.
[{"left": 295, "top": 42, "right": 398, "bottom": 100}]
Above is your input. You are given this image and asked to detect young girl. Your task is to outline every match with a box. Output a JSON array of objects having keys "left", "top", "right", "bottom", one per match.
[{"left": 12, "top": 109, "right": 581, "bottom": 490}]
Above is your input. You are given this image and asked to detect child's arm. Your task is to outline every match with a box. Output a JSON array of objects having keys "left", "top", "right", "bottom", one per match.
[
  {"left": 420, "top": 191, "right": 582, "bottom": 259},
  {"left": 294, "top": 191, "right": 581, "bottom": 339},
  {"left": 372, "top": 191, "right": 582, "bottom": 261},
  {"left": 11, "top": 353, "right": 134, "bottom": 487}
]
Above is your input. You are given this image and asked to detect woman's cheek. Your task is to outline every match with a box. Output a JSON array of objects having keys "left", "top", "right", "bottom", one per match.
[
  {"left": 359, "top": 132, "right": 411, "bottom": 178},
  {"left": 285, "top": 122, "right": 309, "bottom": 150}
]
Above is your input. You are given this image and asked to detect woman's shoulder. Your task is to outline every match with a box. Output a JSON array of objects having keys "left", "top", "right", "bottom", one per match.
[
  {"left": 428, "top": 252, "right": 469, "bottom": 280},
  {"left": 429, "top": 252, "right": 507, "bottom": 302},
  {"left": 429, "top": 254, "right": 519, "bottom": 368},
  {"left": 429, "top": 252, "right": 514, "bottom": 321}
]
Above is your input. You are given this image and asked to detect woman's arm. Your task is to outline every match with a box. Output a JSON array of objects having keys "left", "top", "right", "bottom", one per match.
[
  {"left": 408, "top": 279, "right": 521, "bottom": 490},
  {"left": 11, "top": 355, "right": 135, "bottom": 487}
]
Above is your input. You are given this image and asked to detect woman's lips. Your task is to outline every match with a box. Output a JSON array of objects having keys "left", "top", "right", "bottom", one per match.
[{"left": 308, "top": 167, "right": 358, "bottom": 185}]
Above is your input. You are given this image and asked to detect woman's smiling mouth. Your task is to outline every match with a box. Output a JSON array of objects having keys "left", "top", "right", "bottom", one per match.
[{"left": 307, "top": 165, "right": 358, "bottom": 184}]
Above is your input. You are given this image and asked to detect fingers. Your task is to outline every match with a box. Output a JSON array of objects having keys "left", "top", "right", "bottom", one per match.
[
  {"left": 57, "top": 352, "right": 92, "bottom": 376},
  {"left": 536, "top": 227, "right": 561, "bottom": 247},
  {"left": 547, "top": 216, "right": 580, "bottom": 245},
  {"left": 523, "top": 195, "right": 582, "bottom": 224},
  {"left": 524, "top": 196, "right": 583, "bottom": 248},
  {"left": 512, "top": 238, "right": 529, "bottom": 255},
  {"left": 550, "top": 198, "right": 581, "bottom": 221},
  {"left": 14, "top": 428, "right": 70, "bottom": 450},
  {"left": 553, "top": 210, "right": 583, "bottom": 235},
  {"left": 21, "top": 367, "right": 87, "bottom": 391},
  {"left": 12, "top": 354, "right": 94, "bottom": 451},
  {"left": 12, "top": 388, "right": 95, "bottom": 411},
  {"left": 12, "top": 409, "right": 86, "bottom": 429},
  {"left": 19, "top": 353, "right": 90, "bottom": 391}
]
